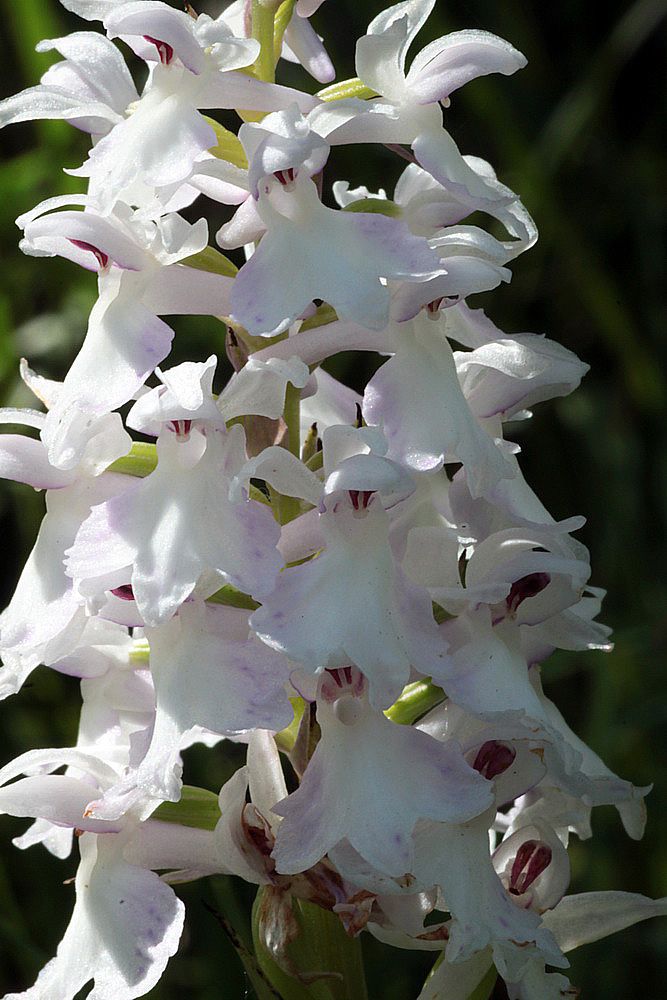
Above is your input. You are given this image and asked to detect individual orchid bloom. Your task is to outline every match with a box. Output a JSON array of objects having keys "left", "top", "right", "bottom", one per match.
[
  {"left": 271, "top": 666, "right": 493, "bottom": 876},
  {"left": 403, "top": 522, "right": 592, "bottom": 620},
  {"left": 225, "top": 109, "right": 445, "bottom": 336},
  {"left": 309, "top": 0, "right": 526, "bottom": 212},
  {"left": 454, "top": 333, "right": 589, "bottom": 423},
  {"left": 362, "top": 310, "right": 517, "bottom": 497},
  {"left": 62, "top": 352, "right": 311, "bottom": 627},
  {"left": 65, "top": 422, "right": 282, "bottom": 627},
  {"left": 251, "top": 430, "right": 452, "bottom": 708},
  {"left": 393, "top": 161, "right": 537, "bottom": 257},
  {"left": 420, "top": 890, "right": 667, "bottom": 1000},
  {"left": 59, "top": 2, "right": 318, "bottom": 214},
  {"left": 411, "top": 811, "right": 566, "bottom": 983},
  {"left": 0, "top": 30, "right": 139, "bottom": 136},
  {"left": 12, "top": 626, "right": 149, "bottom": 860},
  {"left": 15, "top": 358, "right": 133, "bottom": 478},
  {"left": 87, "top": 601, "right": 294, "bottom": 821},
  {"left": 389, "top": 225, "right": 514, "bottom": 322},
  {"left": 18, "top": 199, "right": 232, "bottom": 469},
  {"left": 0, "top": 748, "right": 190, "bottom": 1000},
  {"left": 0, "top": 450, "right": 131, "bottom": 699}
]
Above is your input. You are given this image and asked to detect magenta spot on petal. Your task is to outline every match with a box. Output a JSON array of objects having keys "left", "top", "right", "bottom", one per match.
[
  {"left": 472, "top": 740, "right": 516, "bottom": 780},
  {"left": 506, "top": 572, "right": 551, "bottom": 614},
  {"left": 143, "top": 35, "right": 174, "bottom": 65},
  {"left": 68, "top": 238, "right": 109, "bottom": 270},
  {"left": 508, "top": 840, "right": 552, "bottom": 895},
  {"left": 111, "top": 584, "right": 135, "bottom": 602}
]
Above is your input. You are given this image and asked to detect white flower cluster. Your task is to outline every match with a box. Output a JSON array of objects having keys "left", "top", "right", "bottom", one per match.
[{"left": 0, "top": 2, "right": 664, "bottom": 998}]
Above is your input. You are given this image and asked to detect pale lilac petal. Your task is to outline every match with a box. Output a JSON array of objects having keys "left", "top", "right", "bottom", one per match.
[
  {"left": 0, "top": 774, "right": 121, "bottom": 834},
  {"left": 413, "top": 816, "right": 563, "bottom": 978},
  {"left": 0, "top": 435, "right": 74, "bottom": 490},
  {"left": 0, "top": 87, "right": 121, "bottom": 134},
  {"left": 67, "top": 428, "right": 282, "bottom": 625},
  {"left": 232, "top": 178, "right": 443, "bottom": 336},
  {"left": 105, "top": 3, "right": 208, "bottom": 74},
  {"left": 199, "top": 72, "right": 319, "bottom": 114},
  {"left": 273, "top": 695, "right": 491, "bottom": 875},
  {"left": 544, "top": 892, "right": 667, "bottom": 953},
  {"left": 218, "top": 356, "right": 310, "bottom": 422},
  {"left": 283, "top": 17, "right": 335, "bottom": 84},
  {"left": 37, "top": 31, "right": 138, "bottom": 113},
  {"left": 363, "top": 315, "right": 514, "bottom": 496},
  {"left": 20, "top": 210, "right": 148, "bottom": 272},
  {"left": 6, "top": 833, "right": 184, "bottom": 1000},
  {"left": 406, "top": 30, "right": 527, "bottom": 104},
  {"left": 252, "top": 504, "right": 448, "bottom": 708}
]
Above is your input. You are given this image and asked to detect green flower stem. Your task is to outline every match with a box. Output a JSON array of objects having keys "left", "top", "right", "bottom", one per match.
[
  {"left": 252, "top": 890, "right": 368, "bottom": 1000},
  {"left": 276, "top": 382, "right": 303, "bottom": 524},
  {"left": 385, "top": 679, "right": 445, "bottom": 726},
  {"left": 252, "top": 0, "right": 279, "bottom": 83}
]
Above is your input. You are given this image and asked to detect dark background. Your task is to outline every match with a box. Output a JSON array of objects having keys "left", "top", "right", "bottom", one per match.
[{"left": 0, "top": 0, "right": 666, "bottom": 996}]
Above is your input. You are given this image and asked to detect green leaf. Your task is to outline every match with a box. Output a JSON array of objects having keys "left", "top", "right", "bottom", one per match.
[
  {"left": 153, "top": 785, "right": 221, "bottom": 831},
  {"left": 467, "top": 965, "right": 498, "bottom": 1000},
  {"left": 275, "top": 697, "right": 306, "bottom": 754},
  {"left": 317, "top": 78, "right": 378, "bottom": 102},
  {"left": 300, "top": 304, "right": 338, "bottom": 331},
  {"left": 183, "top": 245, "right": 238, "bottom": 278},
  {"left": 204, "top": 117, "right": 249, "bottom": 168},
  {"left": 208, "top": 584, "right": 261, "bottom": 611},
  {"left": 384, "top": 680, "right": 445, "bottom": 725},
  {"left": 108, "top": 442, "right": 157, "bottom": 478},
  {"left": 341, "top": 198, "right": 402, "bottom": 218}
]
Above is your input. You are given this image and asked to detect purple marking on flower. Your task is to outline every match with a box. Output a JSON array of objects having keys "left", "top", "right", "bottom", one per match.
[
  {"left": 508, "top": 839, "right": 552, "bottom": 895},
  {"left": 143, "top": 36, "right": 174, "bottom": 65},
  {"left": 68, "top": 238, "right": 109, "bottom": 270},
  {"left": 506, "top": 572, "right": 551, "bottom": 614},
  {"left": 167, "top": 419, "right": 193, "bottom": 440},
  {"left": 471, "top": 740, "right": 516, "bottom": 780},
  {"left": 348, "top": 489, "right": 375, "bottom": 511},
  {"left": 320, "top": 666, "right": 366, "bottom": 703},
  {"left": 274, "top": 167, "right": 298, "bottom": 187},
  {"left": 110, "top": 584, "right": 135, "bottom": 602}
]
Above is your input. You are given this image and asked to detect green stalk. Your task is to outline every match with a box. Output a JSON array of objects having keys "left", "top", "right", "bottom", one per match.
[
  {"left": 276, "top": 383, "right": 303, "bottom": 524},
  {"left": 252, "top": 1, "right": 279, "bottom": 83}
]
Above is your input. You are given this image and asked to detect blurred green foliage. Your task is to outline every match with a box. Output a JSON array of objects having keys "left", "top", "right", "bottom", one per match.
[{"left": 0, "top": 0, "right": 666, "bottom": 996}]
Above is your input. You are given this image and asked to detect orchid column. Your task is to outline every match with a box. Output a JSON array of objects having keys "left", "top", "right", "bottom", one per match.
[{"left": 0, "top": 2, "right": 664, "bottom": 999}]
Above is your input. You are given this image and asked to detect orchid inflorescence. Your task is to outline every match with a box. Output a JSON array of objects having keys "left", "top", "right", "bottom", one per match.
[{"left": 0, "top": 2, "right": 664, "bottom": 998}]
